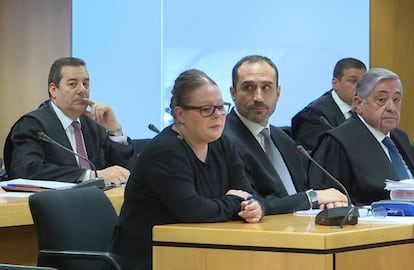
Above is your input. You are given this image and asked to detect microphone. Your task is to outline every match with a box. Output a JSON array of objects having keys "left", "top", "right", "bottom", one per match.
[
  {"left": 319, "top": 116, "right": 334, "bottom": 129},
  {"left": 37, "top": 132, "right": 105, "bottom": 189},
  {"left": 296, "top": 145, "right": 358, "bottom": 227},
  {"left": 148, "top": 124, "right": 160, "bottom": 134}
]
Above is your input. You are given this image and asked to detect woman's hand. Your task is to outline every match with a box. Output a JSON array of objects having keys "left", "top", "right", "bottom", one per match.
[{"left": 239, "top": 198, "right": 263, "bottom": 223}]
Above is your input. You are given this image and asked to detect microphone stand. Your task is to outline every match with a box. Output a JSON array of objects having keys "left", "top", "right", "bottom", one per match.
[
  {"left": 148, "top": 124, "right": 161, "bottom": 134},
  {"left": 38, "top": 132, "right": 105, "bottom": 189},
  {"left": 296, "top": 145, "right": 358, "bottom": 227},
  {"left": 319, "top": 116, "right": 334, "bottom": 129}
]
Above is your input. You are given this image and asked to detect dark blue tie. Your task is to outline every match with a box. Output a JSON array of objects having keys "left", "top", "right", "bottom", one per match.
[{"left": 382, "top": 136, "right": 410, "bottom": 180}]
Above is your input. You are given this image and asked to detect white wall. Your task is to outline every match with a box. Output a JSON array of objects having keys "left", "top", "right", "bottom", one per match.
[{"left": 73, "top": 0, "right": 369, "bottom": 139}]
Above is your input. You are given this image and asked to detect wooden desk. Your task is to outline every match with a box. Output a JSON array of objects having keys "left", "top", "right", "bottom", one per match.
[
  {"left": 153, "top": 214, "right": 414, "bottom": 270},
  {"left": 0, "top": 187, "right": 124, "bottom": 265}
]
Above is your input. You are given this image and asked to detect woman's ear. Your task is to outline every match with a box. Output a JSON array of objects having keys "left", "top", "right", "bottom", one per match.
[{"left": 174, "top": 106, "right": 185, "bottom": 124}]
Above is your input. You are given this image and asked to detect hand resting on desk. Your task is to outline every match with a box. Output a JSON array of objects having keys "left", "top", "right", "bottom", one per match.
[
  {"left": 239, "top": 199, "right": 263, "bottom": 223},
  {"left": 225, "top": 189, "right": 263, "bottom": 223},
  {"left": 315, "top": 188, "right": 349, "bottom": 209},
  {"left": 94, "top": 165, "right": 130, "bottom": 185}
]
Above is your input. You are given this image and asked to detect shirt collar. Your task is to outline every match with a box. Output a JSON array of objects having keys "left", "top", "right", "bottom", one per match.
[
  {"left": 50, "top": 101, "right": 81, "bottom": 130},
  {"left": 331, "top": 90, "right": 352, "bottom": 117},
  {"left": 357, "top": 114, "right": 389, "bottom": 143}
]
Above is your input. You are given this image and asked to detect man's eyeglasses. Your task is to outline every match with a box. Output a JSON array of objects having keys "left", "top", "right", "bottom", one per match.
[
  {"left": 178, "top": 102, "right": 231, "bottom": 117},
  {"left": 359, "top": 207, "right": 405, "bottom": 218}
]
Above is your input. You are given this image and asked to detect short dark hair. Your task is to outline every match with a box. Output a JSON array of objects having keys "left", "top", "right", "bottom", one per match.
[
  {"left": 48, "top": 57, "right": 86, "bottom": 95},
  {"left": 333, "top": 57, "right": 366, "bottom": 80},
  {"left": 169, "top": 69, "right": 217, "bottom": 119},
  {"left": 232, "top": 55, "right": 279, "bottom": 87},
  {"left": 47, "top": 57, "right": 86, "bottom": 97}
]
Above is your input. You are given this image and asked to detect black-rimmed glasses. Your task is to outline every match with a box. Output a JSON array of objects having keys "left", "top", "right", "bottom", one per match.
[{"left": 178, "top": 102, "right": 231, "bottom": 117}]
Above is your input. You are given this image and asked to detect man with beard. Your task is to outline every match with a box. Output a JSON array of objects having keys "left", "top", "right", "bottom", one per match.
[{"left": 223, "top": 55, "right": 348, "bottom": 215}]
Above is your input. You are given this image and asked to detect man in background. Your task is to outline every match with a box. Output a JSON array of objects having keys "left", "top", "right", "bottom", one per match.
[
  {"left": 291, "top": 58, "right": 366, "bottom": 151},
  {"left": 4, "top": 57, "right": 134, "bottom": 185},
  {"left": 224, "top": 55, "right": 348, "bottom": 215}
]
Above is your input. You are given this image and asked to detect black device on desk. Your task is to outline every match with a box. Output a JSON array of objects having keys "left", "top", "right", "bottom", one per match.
[
  {"left": 296, "top": 145, "right": 359, "bottom": 227},
  {"left": 72, "top": 178, "right": 105, "bottom": 189}
]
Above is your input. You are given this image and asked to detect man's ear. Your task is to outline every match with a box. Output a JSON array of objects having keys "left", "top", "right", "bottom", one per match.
[
  {"left": 353, "top": 96, "right": 363, "bottom": 114},
  {"left": 48, "top": 82, "right": 58, "bottom": 98},
  {"left": 230, "top": 86, "right": 236, "bottom": 102},
  {"left": 332, "top": 77, "right": 339, "bottom": 90},
  {"left": 276, "top": 85, "right": 281, "bottom": 100}
]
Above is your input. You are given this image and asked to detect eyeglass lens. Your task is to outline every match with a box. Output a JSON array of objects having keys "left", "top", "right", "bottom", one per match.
[{"left": 201, "top": 104, "right": 229, "bottom": 116}]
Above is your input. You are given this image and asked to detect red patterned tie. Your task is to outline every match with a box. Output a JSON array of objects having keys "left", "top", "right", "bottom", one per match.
[{"left": 71, "top": 121, "right": 90, "bottom": 169}]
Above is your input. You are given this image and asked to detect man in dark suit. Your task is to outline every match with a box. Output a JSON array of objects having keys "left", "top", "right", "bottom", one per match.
[
  {"left": 4, "top": 57, "right": 134, "bottom": 184},
  {"left": 291, "top": 58, "right": 366, "bottom": 151},
  {"left": 309, "top": 68, "right": 414, "bottom": 205},
  {"left": 223, "top": 55, "right": 348, "bottom": 215}
]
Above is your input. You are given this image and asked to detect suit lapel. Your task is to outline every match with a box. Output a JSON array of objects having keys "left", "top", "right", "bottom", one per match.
[
  {"left": 391, "top": 129, "right": 414, "bottom": 175},
  {"left": 227, "top": 110, "right": 289, "bottom": 195}
]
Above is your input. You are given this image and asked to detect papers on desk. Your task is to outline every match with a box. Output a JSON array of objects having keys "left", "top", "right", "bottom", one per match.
[
  {"left": 385, "top": 179, "right": 414, "bottom": 189},
  {"left": 294, "top": 209, "right": 322, "bottom": 216},
  {"left": 0, "top": 178, "right": 76, "bottom": 192},
  {"left": 0, "top": 192, "right": 32, "bottom": 198},
  {"left": 385, "top": 179, "right": 414, "bottom": 200}
]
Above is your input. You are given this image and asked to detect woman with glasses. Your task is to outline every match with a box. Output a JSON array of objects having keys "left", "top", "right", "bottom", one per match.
[{"left": 112, "top": 69, "right": 264, "bottom": 270}]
